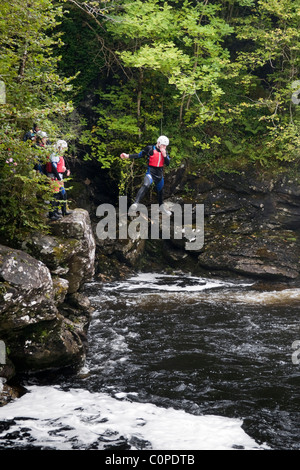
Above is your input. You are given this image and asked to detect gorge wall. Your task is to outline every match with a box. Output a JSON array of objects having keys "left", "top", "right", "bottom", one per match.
[
  {"left": 86, "top": 163, "right": 300, "bottom": 283},
  {"left": 167, "top": 165, "right": 300, "bottom": 281}
]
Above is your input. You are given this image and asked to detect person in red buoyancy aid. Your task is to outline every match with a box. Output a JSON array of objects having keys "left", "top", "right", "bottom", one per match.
[
  {"left": 46, "top": 139, "right": 72, "bottom": 220},
  {"left": 120, "top": 135, "right": 171, "bottom": 215}
]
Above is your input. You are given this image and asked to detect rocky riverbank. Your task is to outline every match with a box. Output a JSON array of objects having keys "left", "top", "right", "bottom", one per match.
[
  {"left": 169, "top": 166, "right": 300, "bottom": 281},
  {"left": 0, "top": 209, "right": 95, "bottom": 405}
]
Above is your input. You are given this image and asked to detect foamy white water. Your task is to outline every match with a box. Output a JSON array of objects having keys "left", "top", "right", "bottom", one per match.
[
  {"left": 0, "top": 385, "right": 267, "bottom": 450},
  {"left": 1, "top": 273, "right": 298, "bottom": 450},
  {"left": 98, "top": 272, "right": 300, "bottom": 307},
  {"left": 101, "top": 272, "right": 252, "bottom": 293}
]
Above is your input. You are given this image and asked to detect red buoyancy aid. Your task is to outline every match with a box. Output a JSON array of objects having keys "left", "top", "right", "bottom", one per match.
[
  {"left": 56, "top": 156, "right": 66, "bottom": 173},
  {"left": 148, "top": 148, "right": 164, "bottom": 167},
  {"left": 46, "top": 155, "right": 66, "bottom": 174}
]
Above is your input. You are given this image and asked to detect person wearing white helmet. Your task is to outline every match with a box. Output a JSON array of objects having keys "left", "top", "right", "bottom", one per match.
[
  {"left": 36, "top": 130, "right": 49, "bottom": 145},
  {"left": 37, "top": 130, "right": 47, "bottom": 138},
  {"left": 55, "top": 139, "right": 68, "bottom": 152},
  {"left": 120, "top": 135, "right": 171, "bottom": 215},
  {"left": 32, "top": 130, "right": 49, "bottom": 174},
  {"left": 46, "top": 139, "right": 70, "bottom": 180}
]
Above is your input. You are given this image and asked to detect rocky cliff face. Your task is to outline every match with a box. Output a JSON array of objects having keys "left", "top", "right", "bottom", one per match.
[
  {"left": 152, "top": 167, "right": 299, "bottom": 281},
  {"left": 0, "top": 209, "right": 95, "bottom": 405},
  {"left": 176, "top": 168, "right": 300, "bottom": 281},
  {"left": 89, "top": 165, "right": 300, "bottom": 283}
]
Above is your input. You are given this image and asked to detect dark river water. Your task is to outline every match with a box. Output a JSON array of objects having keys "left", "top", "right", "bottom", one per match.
[{"left": 0, "top": 272, "right": 299, "bottom": 450}]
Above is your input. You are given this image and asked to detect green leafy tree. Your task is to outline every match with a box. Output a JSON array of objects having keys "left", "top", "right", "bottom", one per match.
[
  {"left": 75, "top": 0, "right": 235, "bottom": 191},
  {"left": 233, "top": 0, "right": 300, "bottom": 165},
  {"left": 203, "top": 0, "right": 300, "bottom": 169},
  {"left": 0, "top": 0, "right": 74, "bottom": 244},
  {"left": 60, "top": 0, "right": 300, "bottom": 190}
]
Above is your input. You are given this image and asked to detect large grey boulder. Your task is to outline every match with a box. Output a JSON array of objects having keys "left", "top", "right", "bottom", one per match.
[
  {"left": 23, "top": 208, "right": 96, "bottom": 293},
  {"left": 0, "top": 208, "right": 96, "bottom": 403},
  {"left": 0, "top": 244, "right": 86, "bottom": 374}
]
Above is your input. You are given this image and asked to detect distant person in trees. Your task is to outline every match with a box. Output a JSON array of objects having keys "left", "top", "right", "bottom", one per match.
[
  {"left": 33, "top": 130, "right": 49, "bottom": 174},
  {"left": 23, "top": 123, "right": 40, "bottom": 142},
  {"left": 120, "top": 135, "right": 172, "bottom": 215},
  {"left": 36, "top": 130, "right": 49, "bottom": 147},
  {"left": 46, "top": 139, "right": 72, "bottom": 219}
]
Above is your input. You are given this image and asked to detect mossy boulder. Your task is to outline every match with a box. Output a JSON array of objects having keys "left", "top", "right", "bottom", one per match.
[
  {"left": 22, "top": 208, "right": 96, "bottom": 293},
  {"left": 0, "top": 209, "right": 96, "bottom": 403}
]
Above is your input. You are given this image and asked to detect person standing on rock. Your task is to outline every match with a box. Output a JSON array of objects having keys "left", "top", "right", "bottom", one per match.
[
  {"left": 120, "top": 135, "right": 172, "bottom": 215},
  {"left": 33, "top": 130, "right": 49, "bottom": 174}
]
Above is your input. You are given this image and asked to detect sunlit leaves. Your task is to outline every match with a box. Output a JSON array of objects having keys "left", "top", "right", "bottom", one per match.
[
  {"left": 0, "top": 0, "right": 76, "bottom": 243},
  {"left": 70, "top": 0, "right": 300, "bottom": 176}
]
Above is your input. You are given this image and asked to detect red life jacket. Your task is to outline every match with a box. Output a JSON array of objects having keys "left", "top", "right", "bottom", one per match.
[
  {"left": 148, "top": 148, "right": 164, "bottom": 167},
  {"left": 56, "top": 156, "right": 66, "bottom": 173},
  {"left": 46, "top": 155, "right": 66, "bottom": 174}
]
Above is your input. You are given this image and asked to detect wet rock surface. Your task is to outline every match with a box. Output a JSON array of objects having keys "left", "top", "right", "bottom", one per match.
[
  {"left": 92, "top": 168, "right": 300, "bottom": 282},
  {"left": 0, "top": 209, "right": 96, "bottom": 403},
  {"left": 163, "top": 167, "right": 300, "bottom": 281}
]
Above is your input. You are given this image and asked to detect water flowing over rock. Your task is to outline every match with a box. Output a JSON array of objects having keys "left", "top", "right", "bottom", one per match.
[{"left": 0, "top": 209, "right": 96, "bottom": 404}]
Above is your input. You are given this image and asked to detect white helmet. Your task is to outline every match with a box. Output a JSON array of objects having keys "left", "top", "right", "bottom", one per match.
[
  {"left": 55, "top": 139, "right": 68, "bottom": 150},
  {"left": 37, "top": 130, "right": 47, "bottom": 138},
  {"left": 157, "top": 135, "right": 169, "bottom": 146}
]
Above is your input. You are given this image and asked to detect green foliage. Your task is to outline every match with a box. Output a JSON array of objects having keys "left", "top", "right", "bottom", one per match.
[
  {"left": 76, "top": 0, "right": 235, "bottom": 187},
  {"left": 0, "top": 0, "right": 75, "bottom": 244},
  {"left": 54, "top": 3, "right": 106, "bottom": 105},
  {"left": 0, "top": 127, "right": 55, "bottom": 243},
  {"left": 0, "top": 0, "right": 74, "bottom": 126},
  {"left": 70, "top": 0, "right": 297, "bottom": 183},
  {"left": 225, "top": 0, "right": 300, "bottom": 165},
  {"left": 111, "top": 0, "right": 234, "bottom": 101},
  {"left": 83, "top": 0, "right": 299, "bottom": 174},
  {"left": 1, "top": 0, "right": 300, "bottom": 240}
]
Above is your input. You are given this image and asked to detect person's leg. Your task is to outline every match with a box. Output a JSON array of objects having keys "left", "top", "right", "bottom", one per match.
[
  {"left": 49, "top": 194, "right": 61, "bottom": 220},
  {"left": 155, "top": 176, "right": 171, "bottom": 216},
  {"left": 131, "top": 171, "right": 153, "bottom": 208},
  {"left": 155, "top": 176, "right": 164, "bottom": 206},
  {"left": 59, "top": 186, "right": 73, "bottom": 216}
]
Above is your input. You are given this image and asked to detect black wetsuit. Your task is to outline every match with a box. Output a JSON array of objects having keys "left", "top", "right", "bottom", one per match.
[{"left": 129, "top": 144, "right": 170, "bottom": 205}]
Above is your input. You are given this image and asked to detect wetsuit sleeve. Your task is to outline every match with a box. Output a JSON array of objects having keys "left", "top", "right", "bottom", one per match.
[
  {"left": 23, "top": 131, "right": 32, "bottom": 142},
  {"left": 128, "top": 145, "right": 152, "bottom": 160},
  {"left": 164, "top": 153, "right": 170, "bottom": 166},
  {"left": 51, "top": 161, "right": 62, "bottom": 180}
]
